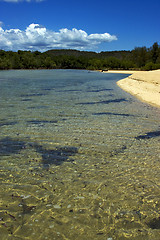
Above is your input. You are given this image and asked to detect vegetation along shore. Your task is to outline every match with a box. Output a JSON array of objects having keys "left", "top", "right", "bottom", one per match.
[{"left": 0, "top": 42, "right": 160, "bottom": 71}]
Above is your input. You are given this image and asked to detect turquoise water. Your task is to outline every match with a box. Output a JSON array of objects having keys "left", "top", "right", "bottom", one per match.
[{"left": 0, "top": 69, "right": 160, "bottom": 240}]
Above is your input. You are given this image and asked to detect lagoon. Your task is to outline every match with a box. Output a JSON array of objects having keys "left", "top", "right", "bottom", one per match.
[{"left": 0, "top": 69, "right": 160, "bottom": 239}]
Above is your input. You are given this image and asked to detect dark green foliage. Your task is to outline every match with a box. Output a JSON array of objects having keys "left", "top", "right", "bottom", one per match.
[
  {"left": 151, "top": 42, "right": 159, "bottom": 64},
  {"left": 0, "top": 42, "right": 160, "bottom": 70},
  {"left": 131, "top": 47, "right": 148, "bottom": 67},
  {"left": 0, "top": 50, "right": 57, "bottom": 70},
  {"left": 143, "top": 62, "right": 160, "bottom": 71}
]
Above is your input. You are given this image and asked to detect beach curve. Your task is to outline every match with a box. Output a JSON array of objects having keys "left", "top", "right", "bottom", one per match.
[{"left": 115, "top": 69, "right": 160, "bottom": 108}]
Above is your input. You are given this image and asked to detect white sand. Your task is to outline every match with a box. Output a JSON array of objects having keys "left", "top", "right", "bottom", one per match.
[
  {"left": 107, "top": 70, "right": 139, "bottom": 74},
  {"left": 116, "top": 70, "right": 160, "bottom": 108}
]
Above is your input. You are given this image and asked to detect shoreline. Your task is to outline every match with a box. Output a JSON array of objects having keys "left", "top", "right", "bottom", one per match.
[
  {"left": 106, "top": 70, "right": 140, "bottom": 74},
  {"left": 1, "top": 68, "right": 160, "bottom": 108},
  {"left": 114, "top": 70, "right": 160, "bottom": 108}
]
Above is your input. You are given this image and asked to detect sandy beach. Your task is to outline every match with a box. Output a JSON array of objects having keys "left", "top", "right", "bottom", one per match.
[
  {"left": 108, "top": 70, "right": 139, "bottom": 74},
  {"left": 114, "top": 69, "right": 160, "bottom": 108}
]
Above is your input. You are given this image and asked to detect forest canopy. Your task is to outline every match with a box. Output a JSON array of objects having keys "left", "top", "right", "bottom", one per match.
[{"left": 0, "top": 42, "right": 160, "bottom": 71}]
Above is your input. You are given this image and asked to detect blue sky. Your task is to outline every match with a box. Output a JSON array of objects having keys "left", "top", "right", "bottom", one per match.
[{"left": 0, "top": 0, "right": 159, "bottom": 52}]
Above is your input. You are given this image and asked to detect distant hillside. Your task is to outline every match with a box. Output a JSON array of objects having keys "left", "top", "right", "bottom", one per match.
[
  {"left": 46, "top": 49, "right": 97, "bottom": 58},
  {"left": 99, "top": 50, "right": 131, "bottom": 60},
  {"left": 46, "top": 49, "right": 131, "bottom": 60}
]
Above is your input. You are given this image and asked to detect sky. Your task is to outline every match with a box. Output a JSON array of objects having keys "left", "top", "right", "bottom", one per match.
[{"left": 0, "top": 0, "right": 160, "bottom": 52}]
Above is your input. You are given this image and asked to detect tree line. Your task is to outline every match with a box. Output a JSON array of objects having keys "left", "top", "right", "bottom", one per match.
[{"left": 0, "top": 42, "right": 160, "bottom": 71}]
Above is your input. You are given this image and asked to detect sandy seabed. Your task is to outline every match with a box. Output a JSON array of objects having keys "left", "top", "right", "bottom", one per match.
[{"left": 115, "top": 70, "right": 160, "bottom": 108}]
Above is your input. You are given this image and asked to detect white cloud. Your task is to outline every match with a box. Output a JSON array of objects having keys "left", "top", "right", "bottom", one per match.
[{"left": 0, "top": 23, "right": 117, "bottom": 52}]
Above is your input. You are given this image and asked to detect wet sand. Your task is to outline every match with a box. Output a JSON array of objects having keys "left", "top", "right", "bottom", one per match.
[
  {"left": 115, "top": 70, "right": 160, "bottom": 108},
  {"left": 108, "top": 70, "right": 139, "bottom": 74}
]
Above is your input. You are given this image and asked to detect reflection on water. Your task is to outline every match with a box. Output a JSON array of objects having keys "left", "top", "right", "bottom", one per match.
[{"left": 0, "top": 69, "right": 160, "bottom": 240}]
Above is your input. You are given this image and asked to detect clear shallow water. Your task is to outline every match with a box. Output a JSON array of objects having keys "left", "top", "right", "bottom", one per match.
[{"left": 0, "top": 69, "right": 160, "bottom": 240}]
